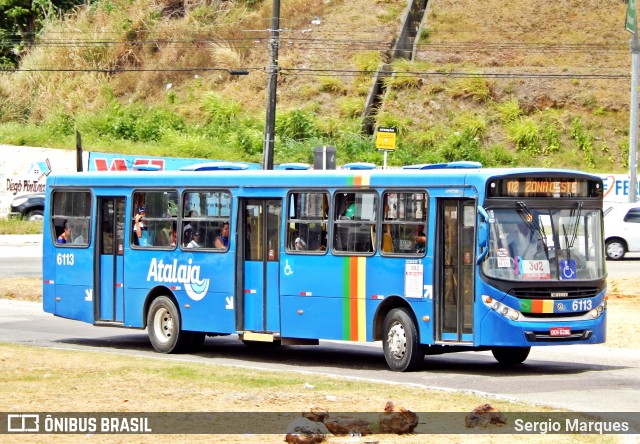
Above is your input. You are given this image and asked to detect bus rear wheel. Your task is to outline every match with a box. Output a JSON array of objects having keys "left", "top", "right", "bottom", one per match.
[
  {"left": 147, "top": 296, "right": 191, "bottom": 353},
  {"left": 382, "top": 308, "right": 423, "bottom": 372},
  {"left": 491, "top": 346, "right": 531, "bottom": 365}
]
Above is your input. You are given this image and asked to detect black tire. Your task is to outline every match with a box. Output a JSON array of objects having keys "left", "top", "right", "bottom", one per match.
[
  {"left": 26, "top": 210, "right": 44, "bottom": 221},
  {"left": 491, "top": 346, "right": 531, "bottom": 365},
  {"left": 147, "top": 296, "right": 191, "bottom": 353},
  {"left": 605, "top": 239, "right": 626, "bottom": 261},
  {"left": 382, "top": 308, "right": 424, "bottom": 372}
]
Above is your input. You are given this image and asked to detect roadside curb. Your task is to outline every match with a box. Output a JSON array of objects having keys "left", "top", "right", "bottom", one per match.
[{"left": 0, "top": 234, "right": 43, "bottom": 247}]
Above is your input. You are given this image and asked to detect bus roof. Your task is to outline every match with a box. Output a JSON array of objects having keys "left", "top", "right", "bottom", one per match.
[{"left": 46, "top": 167, "right": 602, "bottom": 191}]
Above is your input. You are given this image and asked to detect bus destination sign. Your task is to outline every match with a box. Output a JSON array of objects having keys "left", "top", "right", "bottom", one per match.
[{"left": 488, "top": 177, "right": 602, "bottom": 198}]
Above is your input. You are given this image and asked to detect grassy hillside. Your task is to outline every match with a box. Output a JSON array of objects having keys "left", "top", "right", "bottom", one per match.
[{"left": 0, "top": 0, "right": 634, "bottom": 171}]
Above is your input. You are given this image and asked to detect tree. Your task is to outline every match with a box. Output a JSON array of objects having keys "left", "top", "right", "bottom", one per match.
[{"left": 0, "top": 0, "right": 83, "bottom": 68}]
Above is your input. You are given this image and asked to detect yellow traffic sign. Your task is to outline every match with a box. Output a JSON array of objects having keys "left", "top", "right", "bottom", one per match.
[{"left": 376, "top": 127, "right": 397, "bottom": 151}]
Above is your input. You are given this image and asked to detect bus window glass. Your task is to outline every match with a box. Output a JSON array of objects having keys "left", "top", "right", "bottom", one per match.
[
  {"left": 333, "top": 191, "right": 378, "bottom": 254},
  {"left": 51, "top": 191, "right": 91, "bottom": 247},
  {"left": 245, "top": 203, "right": 261, "bottom": 260},
  {"left": 381, "top": 191, "right": 427, "bottom": 255},
  {"left": 181, "top": 190, "right": 231, "bottom": 250},
  {"left": 482, "top": 208, "right": 605, "bottom": 281},
  {"left": 286, "top": 191, "right": 329, "bottom": 253},
  {"left": 132, "top": 191, "right": 178, "bottom": 248},
  {"left": 266, "top": 200, "right": 281, "bottom": 261}
]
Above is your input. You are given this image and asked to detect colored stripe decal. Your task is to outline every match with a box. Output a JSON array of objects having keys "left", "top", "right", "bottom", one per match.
[
  {"left": 342, "top": 259, "right": 351, "bottom": 339},
  {"left": 340, "top": 172, "right": 370, "bottom": 341},
  {"left": 521, "top": 299, "right": 555, "bottom": 313},
  {"left": 357, "top": 256, "right": 366, "bottom": 341},
  {"left": 342, "top": 256, "right": 367, "bottom": 341},
  {"left": 349, "top": 173, "right": 370, "bottom": 188},
  {"left": 350, "top": 257, "right": 358, "bottom": 340}
]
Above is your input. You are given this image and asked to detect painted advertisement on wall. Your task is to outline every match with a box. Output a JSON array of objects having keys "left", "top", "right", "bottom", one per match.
[
  {"left": 87, "top": 152, "right": 203, "bottom": 172},
  {"left": 597, "top": 174, "right": 640, "bottom": 203},
  {"left": 86, "top": 152, "right": 259, "bottom": 172},
  {"left": 1, "top": 146, "right": 258, "bottom": 218},
  {"left": 1, "top": 146, "right": 80, "bottom": 218}
]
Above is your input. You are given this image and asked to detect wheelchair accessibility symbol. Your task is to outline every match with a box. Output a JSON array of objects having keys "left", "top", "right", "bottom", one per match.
[
  {"left": 284, "top": 260, "right": 293, "bottom": 276},
  {"left": 560, "top": 259, "right": 576, "bottom": 280}
]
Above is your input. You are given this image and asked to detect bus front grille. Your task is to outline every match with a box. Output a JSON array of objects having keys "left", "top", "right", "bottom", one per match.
[{"left": 511, "top": 287, "right": 600, "bottom": 299}]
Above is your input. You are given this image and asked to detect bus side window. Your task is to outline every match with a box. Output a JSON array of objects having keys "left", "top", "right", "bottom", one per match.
[
  {"left": 286, "top": 191, "right": 329, "bottom": 254},
  {"left": 182, "top": 190, "right": 232, "bottom": 251},
  {"left": 51, "top": 191, "right": 92, "bottom": 247},
  {"left": 381, "top": 191, "right": 428, "bottom": 256},
  {"left": 332, "top": 191, "right": 377, "bottom": 255},
  {"left": 132, "top": 190, "right": 178, "bottom": 249}
]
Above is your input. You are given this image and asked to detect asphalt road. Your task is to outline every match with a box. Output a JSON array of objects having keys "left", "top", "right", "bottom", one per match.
[
  {"left": 0, "top": 235, "right": 42, "bottom": 278},
  {"left": 1, "top": 298, "right": 639, "bottom": 423},
  {"left": 1, "top": 235, "right": 639, "bottom": 422}
]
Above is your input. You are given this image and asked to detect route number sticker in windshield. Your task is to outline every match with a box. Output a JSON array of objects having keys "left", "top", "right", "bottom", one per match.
[{"left": 521, "top": 259, "right": 550, "bottom": 279}]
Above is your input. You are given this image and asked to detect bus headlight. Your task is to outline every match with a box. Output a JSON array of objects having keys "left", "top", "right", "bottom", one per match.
[
  {"left": 483, "top": 295, "right": 522, "bottom": 322},
  {"left": 589, "top": 300, "right": 607, "bottom": 319}
]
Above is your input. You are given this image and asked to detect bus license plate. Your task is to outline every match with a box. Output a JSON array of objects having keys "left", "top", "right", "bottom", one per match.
[{"left": 550, "top": 326, "right": 571, "bottom": 337}]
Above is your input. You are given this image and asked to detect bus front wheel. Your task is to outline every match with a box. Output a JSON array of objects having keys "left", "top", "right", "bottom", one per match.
[
  {"left": 148, "top": 296, "right": 190, "bottom": 353},
  {"left": 491, "top": 346, "right": 531, "bottom": 365},
  {"left": 382, "top": 308, "right": 423, "bottom": 372}
]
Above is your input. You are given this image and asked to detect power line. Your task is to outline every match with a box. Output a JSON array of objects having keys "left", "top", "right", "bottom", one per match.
[
  {"left": 0, "top": 67, "right": 261, "bottom": 74},
  {"left": 278, "top": 68, "right": 630, "bottom": 80},
  {"left": 1, "top": 65, "right": 629, "bottom": 80},
  {"left": 0, "top": 33, "right": 629, "bottom": 53}
]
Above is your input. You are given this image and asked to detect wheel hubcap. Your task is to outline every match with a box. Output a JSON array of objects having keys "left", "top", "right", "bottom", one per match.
[
  {"left": 607, "top": 243, "right": 624, "bottom": 259},
  {"left": 153, "top": 307, "right": 173, "bottom": 343},
  {"left": 387, "top": 322, "right": 407, "bottom": 359}
]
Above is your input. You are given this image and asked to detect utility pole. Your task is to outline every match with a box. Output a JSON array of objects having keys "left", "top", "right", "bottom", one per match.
[
  {"left": 262, "top": 0, "right": 280, "bottom": 170},
  {"left": 627, "top": 0, "right": 639, "bottom": 203},
  {"left": 630, "top": 36, "right": 639, "bottom": 203},
  {"left": 76, "top": 130, "right": 83, "bottom": 172}
]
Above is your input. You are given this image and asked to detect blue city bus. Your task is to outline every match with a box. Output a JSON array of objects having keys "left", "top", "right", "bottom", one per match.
[{"left": 42, "top": 164, "right": 607, "bottom": 371}]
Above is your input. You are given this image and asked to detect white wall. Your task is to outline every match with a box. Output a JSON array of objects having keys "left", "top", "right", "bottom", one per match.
[{"left": 0, "top": 145, "right": 80, "bottom": 218}]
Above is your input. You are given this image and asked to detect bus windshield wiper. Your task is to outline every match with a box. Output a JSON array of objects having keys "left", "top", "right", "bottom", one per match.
[
  {"left": 516, "top": 201, "right": 549, "bottom": 259},
  {"left": 568, "top": 201, "right": 582, "bottom": 249},
  {"left": 561, "top": 201, "right": 583, "bottom": 261}
]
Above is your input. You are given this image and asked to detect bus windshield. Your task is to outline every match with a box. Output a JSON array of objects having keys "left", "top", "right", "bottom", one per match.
[{"left": 482, "top": 207, "right": 605, "bottom": 281}]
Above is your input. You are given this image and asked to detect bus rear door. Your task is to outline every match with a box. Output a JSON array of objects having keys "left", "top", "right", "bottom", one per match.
[
  {"left": 237, "top": 198, "right": 282, "bottom": 337},
  {"left": 95, "top": 196, "right": 126, "bottom": 323}
]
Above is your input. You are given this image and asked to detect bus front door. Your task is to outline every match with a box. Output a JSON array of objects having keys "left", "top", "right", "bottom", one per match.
[
  {"left": 96, "top": 196, "right": 126, "bottom": 323},
  {"left": 238, "top": 199, "right": 282, "bottom": 335},
  {"left": 437, "top": 199, "right": 475, "bottom": 343}
]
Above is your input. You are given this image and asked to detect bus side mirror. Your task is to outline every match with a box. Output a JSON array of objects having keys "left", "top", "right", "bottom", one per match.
[{"left": 477, "top": 206, "right": 489, "bottom": 264}]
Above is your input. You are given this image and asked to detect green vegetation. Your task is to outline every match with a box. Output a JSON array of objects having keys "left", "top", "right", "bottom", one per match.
[
  {"left": 0, "top": 0, "right": 633, "bottom": 171},
  {"left": 0, "top": 218, "right": 43, "bottom": 235},
  {"left": 507, "top": 117, "right": 541, "bottom": 155}
]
